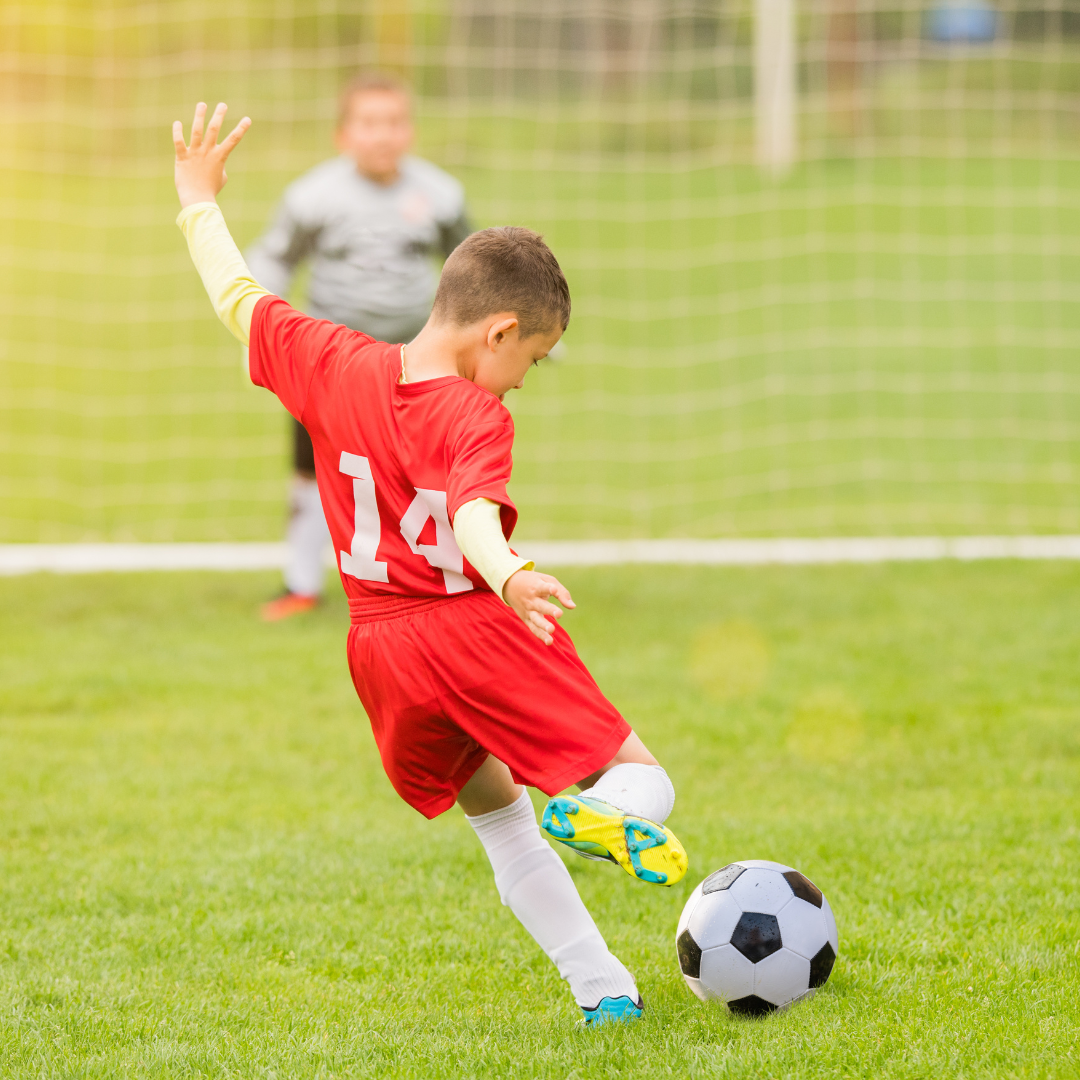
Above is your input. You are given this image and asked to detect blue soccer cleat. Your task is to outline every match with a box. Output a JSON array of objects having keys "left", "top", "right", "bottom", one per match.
[{"left": 579, "top": 994, "right": 644, "bottom": 1026}]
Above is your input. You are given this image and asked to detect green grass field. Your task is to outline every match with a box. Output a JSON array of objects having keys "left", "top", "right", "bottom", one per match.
[{"left": 2, "top": 561, "right": 1078, "bottom": 1078}]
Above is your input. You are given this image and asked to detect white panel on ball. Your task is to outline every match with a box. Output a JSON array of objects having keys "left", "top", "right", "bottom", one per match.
[
  {"left": 775, "top": 897, "right": 829, "bottom": 960},
  {"left": 821, "top": 894, "right": 840, "bottom": 954},
  {"left": 699, "top": 943, "right": 756, "bottom": 1001},
  {"left": 753, "top": 947, "right": 811, "bottom": 1006},
  {"left": 683, "top": 974, "right": 717, "bottom": 1003},
  {"left": 688, "top": 890, "right": 743, "bottom": 951},
  {"left": 728, "top": 868, "right": 793, "bottom": 915},
  {"left": 737, "top": 859, "right": 793, "bottom": 873},
  {"left": 677, "top": 882, "right": 703, "bottom": 939}
]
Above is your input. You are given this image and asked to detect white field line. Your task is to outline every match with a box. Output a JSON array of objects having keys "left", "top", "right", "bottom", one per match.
[
  {"left": 519, "top": 537, "right": 1080, "bottom": 565},
  {"left": 2, "top": 537, "right": 1080, "bottom": 576},
  {"left": 0, "top": 543, "right": 287, "bottom": 575}
]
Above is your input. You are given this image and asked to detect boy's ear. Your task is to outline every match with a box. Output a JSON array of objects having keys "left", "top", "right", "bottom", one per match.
[{"left": 487, "top": 316, "right": 519, "bottom": 349}]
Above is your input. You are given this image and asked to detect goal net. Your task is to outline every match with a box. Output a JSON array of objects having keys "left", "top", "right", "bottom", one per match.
[{"left": 3, "top": 1, "right": 1079, "bottom": 541}]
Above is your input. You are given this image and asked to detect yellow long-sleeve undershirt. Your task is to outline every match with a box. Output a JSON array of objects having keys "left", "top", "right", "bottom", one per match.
[
  {"left": 177, "top": 200, "right": 531, "bottom": 601},
  {"left": 452, "top": 498, "right": 533, "bottom": 600},
  {"left": 177, "top": 201, "right": 268, "bottom": 345}
]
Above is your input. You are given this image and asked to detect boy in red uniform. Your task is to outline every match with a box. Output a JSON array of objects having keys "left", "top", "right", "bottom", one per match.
[{"left": 173, "top": 102, "right": 688, "bottom": 1025}]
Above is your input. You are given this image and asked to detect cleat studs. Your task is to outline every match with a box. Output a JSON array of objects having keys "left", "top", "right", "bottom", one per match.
[{"left": 542, "top": 797, "right": 581, "bottom": 840}]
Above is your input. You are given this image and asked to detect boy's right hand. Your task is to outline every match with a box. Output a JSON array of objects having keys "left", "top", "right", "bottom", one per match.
[
  {"left": 503, "top": 570, "right": 576, "bottom": 646},
  {"left": 172, "top": 102, "right": 251, "bottom": 209}
]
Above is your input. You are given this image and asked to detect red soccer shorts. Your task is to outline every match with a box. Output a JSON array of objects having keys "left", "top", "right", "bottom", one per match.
[{"left": 346, "top": 590, "right": 632, "bottom": 818}]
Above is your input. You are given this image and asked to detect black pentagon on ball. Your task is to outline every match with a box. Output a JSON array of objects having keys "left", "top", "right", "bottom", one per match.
[
  {"left": 782, "top": 870, "right": 823, "bottom": 908},
  {"left": 730, "top": 911, "right": 782, "bottom": 964},
  {"left": 808, "top": 941, "right": 836, "bottom": 988},
  {"left": 727, "top": 994, "right": 777, "bottom": 1018},
  {"left": 701, "top": 863, "right": 746, "bottom": 895},
  {"left": 676, "top": 928, "right": 702, "bottom": 978}
]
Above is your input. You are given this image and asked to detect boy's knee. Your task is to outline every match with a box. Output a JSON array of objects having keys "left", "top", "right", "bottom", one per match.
[{"left": 579, "top": 763, "right": 675, "bottom": 824}]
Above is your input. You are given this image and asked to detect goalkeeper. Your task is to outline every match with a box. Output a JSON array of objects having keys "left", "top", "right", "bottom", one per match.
[{"left": 246, "top": 72, "right": 472, "bottom": 620}]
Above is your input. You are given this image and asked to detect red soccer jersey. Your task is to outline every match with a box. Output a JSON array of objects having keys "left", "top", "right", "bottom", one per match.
[{"left": 248, "top": 295, "right": 519, "bottom": 600}]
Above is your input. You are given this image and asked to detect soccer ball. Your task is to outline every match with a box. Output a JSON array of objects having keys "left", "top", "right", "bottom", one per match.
[{"left": 676, "top": 860, "right": 838, "bottom": 1016}]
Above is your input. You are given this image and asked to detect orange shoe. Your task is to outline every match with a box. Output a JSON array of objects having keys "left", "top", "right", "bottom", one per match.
[{"left": 260, "top": 592, "right": 320, "bottom": 622}]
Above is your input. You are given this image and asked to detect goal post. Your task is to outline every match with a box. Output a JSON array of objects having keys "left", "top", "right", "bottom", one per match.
[{"left": 755, "top": 0, "right": 798, "bottom": 174}]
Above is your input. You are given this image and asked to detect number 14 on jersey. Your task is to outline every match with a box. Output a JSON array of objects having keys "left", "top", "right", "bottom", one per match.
[{"left": 338, "top": 451, "right": 473, "bottom": 594}]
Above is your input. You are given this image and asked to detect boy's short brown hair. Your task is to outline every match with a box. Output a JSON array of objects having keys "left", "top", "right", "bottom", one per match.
[
  {"left": 432, "top": 227, "right": 571, "bottom": 338},
  {"left": 338, "top": 71, "right": 411, "bottom": 124}
]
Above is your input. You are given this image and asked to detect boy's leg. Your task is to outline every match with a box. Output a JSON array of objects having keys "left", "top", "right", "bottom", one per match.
[
  {"left": 576, "top": 731, "right": 675, "bottom": 824},
  {"left": 459, "top": 757, "right": 642, "bottom": 1021},
  {"left": 282, "top": 470, "right": 330, "bottom": 595},
  {"left": 455, "top": 752, "right": 523, "bottom": 817},
  {"left": 542, "top": 733, "right": 686, "bottom": 885}
]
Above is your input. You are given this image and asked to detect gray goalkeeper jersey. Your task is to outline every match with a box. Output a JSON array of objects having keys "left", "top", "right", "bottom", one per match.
[{"left": 245, "top": 154, "right": 470, "bottom": 336}]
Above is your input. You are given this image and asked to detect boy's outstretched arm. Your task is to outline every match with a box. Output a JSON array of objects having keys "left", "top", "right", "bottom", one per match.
[{"left": 172, "top": 102, "right": 269, "bottom": 346}]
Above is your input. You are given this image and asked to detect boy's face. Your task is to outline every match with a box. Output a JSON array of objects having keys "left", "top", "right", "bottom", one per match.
[
  {"left": 336, "top": 89, "right": 413, "bottom": 184},
  {"left": 473, "top": 319, "right": 564, "bottom": 401}
]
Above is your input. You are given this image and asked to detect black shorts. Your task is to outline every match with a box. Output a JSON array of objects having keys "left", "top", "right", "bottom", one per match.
[{"left": 292, "top": 417, "right": 315, "bottom": 475}]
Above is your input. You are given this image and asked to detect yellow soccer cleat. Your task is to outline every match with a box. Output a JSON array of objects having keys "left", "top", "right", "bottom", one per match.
[{"left": 541, "top": 795, "right": 688, "bottom": 886}]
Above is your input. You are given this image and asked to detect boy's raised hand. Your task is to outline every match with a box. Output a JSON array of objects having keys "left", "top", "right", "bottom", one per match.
[
  {"left": 502, "top": 570, "right": 576, "bottom": 646},
  {"left": 172, "top": 102, "right": 251, "bottom": 209}
]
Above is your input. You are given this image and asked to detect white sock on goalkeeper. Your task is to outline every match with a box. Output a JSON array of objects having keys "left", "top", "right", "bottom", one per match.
[
  {"left": 283, "top": 475, "right": 331, "bottom": 598},
  {"left": 466, "top": 790, "right": 639, "bottom": 1008},
  {"left": 579, "top": 763, "right": 675, "bottom": 824}
]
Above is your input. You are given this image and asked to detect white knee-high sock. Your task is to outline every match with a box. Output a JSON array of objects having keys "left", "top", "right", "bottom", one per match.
[
  {"left": 283, "top": 476, "right": 330, "bottom": 598},
  {"left": 579, "top": 763, "right": 675, "bottom": 824},
  {"left": 466, "top": 790, "right": 639, "bottom": 1008}
]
